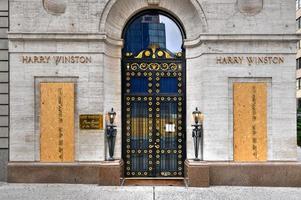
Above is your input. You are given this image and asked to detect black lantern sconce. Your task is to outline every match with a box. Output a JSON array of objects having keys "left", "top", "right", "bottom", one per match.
[
  {"left": 106, "top": 108, "right": 117, "bottom": 161},
  {"left": 192, "top": 107, "right": 204, "bottom": 161}
]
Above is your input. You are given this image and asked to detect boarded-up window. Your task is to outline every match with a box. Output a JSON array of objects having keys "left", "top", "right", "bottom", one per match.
[
  {"left": 40, "top": 83, "right": 74, "bottom": 162},
  {"left": 233, "top": 83, "right": 267, "bottom": 162}
]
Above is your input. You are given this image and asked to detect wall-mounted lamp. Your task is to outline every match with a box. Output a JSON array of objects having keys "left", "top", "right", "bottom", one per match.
[
  {"left": 106, "top": 108, "right": 117, "bottom": 161},
  {"left": 192, "top": 107, "right": 204, "bottom": 161}
]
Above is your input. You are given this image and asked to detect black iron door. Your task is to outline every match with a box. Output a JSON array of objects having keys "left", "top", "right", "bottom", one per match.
[{"left": 122, "top": 45, "right": 186, "bottom": 177}]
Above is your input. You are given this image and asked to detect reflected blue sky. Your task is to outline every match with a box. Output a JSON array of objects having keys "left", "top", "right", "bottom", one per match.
[{"left": 159, "top": 15, "right": 183, "bottom": 53}]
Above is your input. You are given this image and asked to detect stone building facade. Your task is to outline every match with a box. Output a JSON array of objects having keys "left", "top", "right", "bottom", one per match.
[
  {"left": 0, "top": 0, "right": 9, "bottom": 181},
  {"left": 6, "top": 0, "right": 301, "bottom": 186}
]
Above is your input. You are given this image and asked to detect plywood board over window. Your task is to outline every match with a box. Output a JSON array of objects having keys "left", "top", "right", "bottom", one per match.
[
  {"left": 40, "top": 83, "right": 75, "bottom": 162},
  {"left": 233, "top": 83, "right": 267, "bottom": 162}
]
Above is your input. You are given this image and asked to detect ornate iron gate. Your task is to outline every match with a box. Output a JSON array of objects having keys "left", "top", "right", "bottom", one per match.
[{"left": 122, "top": 45, "right": 186, "bottom": 177}]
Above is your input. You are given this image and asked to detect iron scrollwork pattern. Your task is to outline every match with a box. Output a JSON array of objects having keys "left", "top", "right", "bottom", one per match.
[{"left": 123, "top": 45, "right": 186, "bottom": 177}]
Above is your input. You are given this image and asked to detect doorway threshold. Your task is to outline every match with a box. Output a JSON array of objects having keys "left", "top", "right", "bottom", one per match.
[{"left": 122, "top": 177, "right": 186, "bottom": 187}]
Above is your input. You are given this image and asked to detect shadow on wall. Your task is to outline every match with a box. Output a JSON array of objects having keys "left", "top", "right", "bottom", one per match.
[
  {"left": 0, "top": 150, "right": 8, "bottom": 181},
  {"left": 297, "top": 108, "right": 301, "bottom": 147}
]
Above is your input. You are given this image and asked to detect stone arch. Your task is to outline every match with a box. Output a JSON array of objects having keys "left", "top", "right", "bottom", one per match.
[
  {"left": 100, "top": 0, "right": 208, "bottom": 40},
  {"left": 100, "top": 0, "right": 208, "bottom": 161}
]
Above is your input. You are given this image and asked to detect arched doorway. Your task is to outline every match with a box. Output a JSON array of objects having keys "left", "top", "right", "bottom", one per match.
[{"left": 122, "top": 10, "right": 186, "bottom": 178}]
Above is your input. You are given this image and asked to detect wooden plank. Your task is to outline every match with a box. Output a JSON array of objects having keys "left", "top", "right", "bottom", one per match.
[
  {"left": 233, "top": 83, "right": 267, "bottom": 162},
  {"left": 40, "top": 83, "right": 74, "bottom": 162}
]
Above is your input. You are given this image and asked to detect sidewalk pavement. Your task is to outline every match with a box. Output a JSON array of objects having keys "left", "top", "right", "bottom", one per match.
[
  {"left": 0, "top": 183, "right": 301, "bottom": 200},
  {"left": 0, "top": 147, "right": 300, "bottom": 200}
]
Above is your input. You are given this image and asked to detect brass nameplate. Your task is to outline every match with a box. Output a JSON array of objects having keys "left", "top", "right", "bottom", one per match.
[
  {"left": 80, "top": 114, "right": 103, "bottom": 130},
  {"left": 40, "top": 83, "right": 75, "bottom": 162},
  {"left": 233, "top": 83, "right": 267, "bottom": 162}
]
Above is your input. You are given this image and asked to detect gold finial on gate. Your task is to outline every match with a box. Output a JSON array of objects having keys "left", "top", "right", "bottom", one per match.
[
  {"left": 133, "top": 44, "right": 174, "bottom": 59},
  {"left": 149, "top": 44, "right": 160, "bottom": 59}
]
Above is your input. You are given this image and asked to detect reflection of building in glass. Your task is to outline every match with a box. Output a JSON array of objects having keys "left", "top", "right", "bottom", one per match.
[{"left": 125, "top": 14, "right": 166, "bottom": 54}]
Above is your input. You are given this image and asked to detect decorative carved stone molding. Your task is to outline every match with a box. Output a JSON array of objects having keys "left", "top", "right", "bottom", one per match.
[
  {"left": 237, "top": 0, "right": 263, "bottom": 16},
  {"left": 100, "top": 0, "right": 208, "bottom": 39},
  {"left": 148, "top": 0, "right": 160, "bottom": 5},
  {"left": 43, "top": 0, "right": 67, "bottom": 15}
]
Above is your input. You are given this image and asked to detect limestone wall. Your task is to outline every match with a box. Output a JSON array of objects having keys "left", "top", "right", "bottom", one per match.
[
  {"left": 9, "top": 0, "right": 296, "bottom": 35},
  {"left": 8, "top": 0, "right": 298, "bottom": 162}
]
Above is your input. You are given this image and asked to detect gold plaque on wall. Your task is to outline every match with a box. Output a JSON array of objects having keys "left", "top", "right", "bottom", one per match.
[
  {"left": 40, "top": 83, "right": 75, "bottom": 162},
  {"left": 80, "top": 114, "right": 103, "bottom": 130},
  {"left": 233, "top": 83, "right": 267, "bottom": 162}
]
